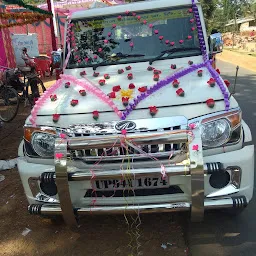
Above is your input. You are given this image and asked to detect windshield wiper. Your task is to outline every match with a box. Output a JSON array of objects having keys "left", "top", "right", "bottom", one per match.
[
  {"left": 114, "top": 52, "right": 145, "bottom": 59},
  {"left": 149, "top": 47, "right": 201, "bottom": 65},
  {"left": 92, "top": 60, "right": 109, "bottom": 71},
  {"left": 92, "top": 53, "right": 145, "bottom": 70}
]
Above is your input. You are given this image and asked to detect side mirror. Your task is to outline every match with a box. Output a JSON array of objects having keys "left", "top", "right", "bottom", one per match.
[{"left": 209, "top": 33, "right": 224, "bottom": 55}]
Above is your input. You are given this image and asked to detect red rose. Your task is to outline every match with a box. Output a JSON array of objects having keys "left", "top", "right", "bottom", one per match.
[
  {"left": 149, "top": 106, "right": 158, "bottom": 117},
  {"left": 172, "top": 79, "right": 180, "bottom": 88},
  {"left": 216, "top": 69, "right": 220, "bottom": 74},
  {"left": 108, "top": 92, "right": 116, "bottom": 98},
  {"left": 138, "top": 86, "right": 147, "bottom": 93},
  {"left": 206, "top": 98, "right": 215, "bottom": 108},
  {"left": 50, "top": 94, "right": 57, "bottom": 101},
  {"left": 52, "top": 114, "right": 60, "bottom": 123},
  {"left": 71, "top": 99, "right": 78, "bottom": 106},
  {"left": 127, "top": 73, "right": 133, "bottom": 80},
  {"left": 79, "top": 90, "right": 86, "bottom": 96},
  {"left": 122, "top": 97, "right": 129, "bottom": 106},
  {"left": 224, "top": 80, "right": 231, "bottom": 87},
  {"left": 118, "top": 69, "right": 124, "bottom": 74},
  {"left": 153, "top": 74, "right": 159, "bottom": 81},
  {"left": 207, "top": 78, "right": 216, "bottom": 87},
  {"left": 113, "top": 85, "right": 121, "bottom": 92},
  {"left": 104, "top": 74, "right": 110, "bottom": 79},
  {"left": 176, "top": 88, "right": 185, "bottom": 97},
  {"left": 126, "top": 66, "right": 132, "bottom": 70},
  {"left": 93, "top": 72, "right": 99, "bottom": 77},
  {"left": 65, "top": 82, "right": 70, "bottom": 88},
  {"left": 92, "top": 110, "right": 99, "bottom": 120},
  {"left": 153, "top": 70, "right": 161, "bottom": 75},
  {"left": 197, "top": 70, "right": 203, "bottom": 77},
  {"left": 99, "top": 79, "right": 106, "bottom": 86},
  {"left": 129, "top": 83, "right": 135, "bottom": 89},
  {"left": 80, "top": 70, "right": 86, "bottom": 76}
]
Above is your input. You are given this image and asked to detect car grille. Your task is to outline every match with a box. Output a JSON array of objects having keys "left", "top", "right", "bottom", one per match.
[{"left": 68, "top": 125, "right": 185, "bottom": 164}]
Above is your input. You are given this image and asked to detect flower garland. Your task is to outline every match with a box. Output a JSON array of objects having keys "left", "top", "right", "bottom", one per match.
[
  {"left": 3, "top": 0, "right": 52, "bottom": 16},
  {"left": 0, "top": 12, "right": 51, "bottom": 28},
  {"left": 121, "top": 62, "right": 206, "bottom": 120},
  {"left": 191, "top": 0, "right": 208, "bottom": 62}
]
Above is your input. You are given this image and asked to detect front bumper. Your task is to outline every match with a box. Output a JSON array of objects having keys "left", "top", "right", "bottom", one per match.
[{"left": 18, "top": 129, "right": 254, "bottom": 227}]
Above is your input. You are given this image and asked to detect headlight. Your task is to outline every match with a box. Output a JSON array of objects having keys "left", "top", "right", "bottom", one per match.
[
  {"left": 31, "top": 132, "right": 57, "bottom": 157},
  {"left": 190, "top": 109, "right": 242, "bottom": 149},
  {"left": 200, "top": 119, "right": 231, "bottom": 148},
  {"left": 24, "top": 127, "right": 57, "bottom": 158}
]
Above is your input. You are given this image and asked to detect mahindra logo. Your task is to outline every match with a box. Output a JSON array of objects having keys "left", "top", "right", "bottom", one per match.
[{"left": 115, "top": 121, "right": 136, "bottom": 131}]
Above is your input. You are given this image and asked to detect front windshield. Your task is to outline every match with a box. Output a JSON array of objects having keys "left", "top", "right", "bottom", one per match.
[{"left": 67, "top": 6, "right": 201, "bottom": 69}]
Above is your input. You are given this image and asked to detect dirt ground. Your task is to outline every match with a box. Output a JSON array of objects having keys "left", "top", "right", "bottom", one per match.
[{"left": 0, "top": 77, "right": 188, "bottom": 256}]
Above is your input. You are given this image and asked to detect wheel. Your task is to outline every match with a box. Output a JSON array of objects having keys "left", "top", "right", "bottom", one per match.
[
  {"left": 0, "top": 87, "right": 19, "bottom": 122},
  {"left": 26, "top": 77, "right": 46, "bottom": 107}
]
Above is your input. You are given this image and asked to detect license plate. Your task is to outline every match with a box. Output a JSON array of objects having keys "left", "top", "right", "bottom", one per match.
[{"left": 93, "top": 177, "right": 169, "bottom": 191}]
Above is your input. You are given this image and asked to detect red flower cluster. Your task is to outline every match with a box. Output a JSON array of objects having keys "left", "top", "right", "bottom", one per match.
[
  {"left": 92, "top": 111, "right": 99, "bottom": 120},
  {"left": 149, "top": 106, "right": 158, "bottom": 117},
  {"left": 70, "top": 99, "right": 78, "bottom": 106},
  {"left": 79, "top": 90, "right": 86, "bottom": 96}
]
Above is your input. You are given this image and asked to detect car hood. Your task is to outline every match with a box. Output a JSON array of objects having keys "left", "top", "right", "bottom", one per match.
[{"left": 36, "top": 56, "right": 228, "bottom": 117}]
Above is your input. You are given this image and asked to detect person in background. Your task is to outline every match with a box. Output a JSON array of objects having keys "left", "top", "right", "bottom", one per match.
[{"left": 21, "top": 47, "right": 36, "bottom": 70}]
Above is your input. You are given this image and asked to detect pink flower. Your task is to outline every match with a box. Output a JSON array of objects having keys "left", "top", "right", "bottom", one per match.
[
  {"left": 187, "top": 35, "right": 192, "bottom": 40},
  {"left": 121, "top": 129, "right": 127, "bottom": 135},
  {"left": 143, "top": 20, "right": 147, "bottom": 24},
  {"left": 112, "top": 24, "right": 117, "bottom": 28},
  {"left": 108, "top": 32, "right": 112, "bottom": 37},
  {"left": 189, "top": 123, "right": 196, "bottom": 130},
  {"left": 159, "top": 36, "right": 164, "bottom": 40},
  {"left": 52, "top": 114, "right": 60, "bottom": 123},
  {"left": 154, "top": 30, "right": 159, "bottom": 34},
  {"left": 104, "top": 39, "right": 108, "bottom": 44},
  {"left": 188, "top": 8, "right": 193, "bottom": 13},
  {"left": 130, "top": 42, "right": 134, "bottom": 47},
  {"left": 137, "top": 15, "right": 141, "bottom": 20},
  {"left": 98, "top": 48, "right": 103, "bottom": 53},
  {"left": 85, "top": 57, "right": 89, "bottom": 62},
  {"left": 132, "top": 12, "right": 136, "bottom": 16},
  {"left": 80, "top": 71, "right": 86, "bottom": 76},
  {"left": 190, "top": 19, "right": 195, "bottom": 23},
  {"left": 165, "top": 40, "right": 170, "bottom": 44},
  {"left": 149, "top": 24, "right": 153, "bottom": 28},
  {"left": 55, "top": 153, "right": 63, "bottom": 159},
  {"left": 191, "top": 27, "right": 196, "bottom": 31},
  {"left": 170, "top": 41, "right": 175, "bottom": 46},
  {"left": 179, "top": 40, "right": 184, "bottom": 44},
  {"left": 60, "top": 133, "right": 67, "bottom": 139},
  {"left": 93, "top": 55, "right": 98, "bottom": 59},
  {"left": 192, "top": 145, "right": 199, "bottom": 151},
  {"left": 70, "top": 99, "right": 79, "bottom": 106},
  {"left": 125, "top": 10, "right": 130, "bottom": 15},
  {"left": 117, "top": 15, "right": 122, "bottom": 20}
]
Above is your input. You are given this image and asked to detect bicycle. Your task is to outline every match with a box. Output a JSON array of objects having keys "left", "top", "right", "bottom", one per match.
[
  {"left": 18, "top": 67, "right": 46, "bottom": 107},
  {"left": 0, "top": 66, "right": 46, "bottom": 122},
  {"left": 0, "top": 78, "right": 19, "bottom": 122}
]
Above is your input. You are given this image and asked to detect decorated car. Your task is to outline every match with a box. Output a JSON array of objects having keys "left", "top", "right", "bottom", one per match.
[{"left": 18, "top": 0, "right": 254, "bottom": 226}]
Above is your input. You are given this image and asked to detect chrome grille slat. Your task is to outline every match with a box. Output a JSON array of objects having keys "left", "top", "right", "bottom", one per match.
[{"left": 63, "top": 117, "right": 188, "bottom": 163}]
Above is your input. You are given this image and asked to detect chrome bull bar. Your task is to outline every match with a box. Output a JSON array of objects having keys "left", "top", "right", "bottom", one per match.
[{"left": 49, "top": 129, "right": 206, "bottom": 227}]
